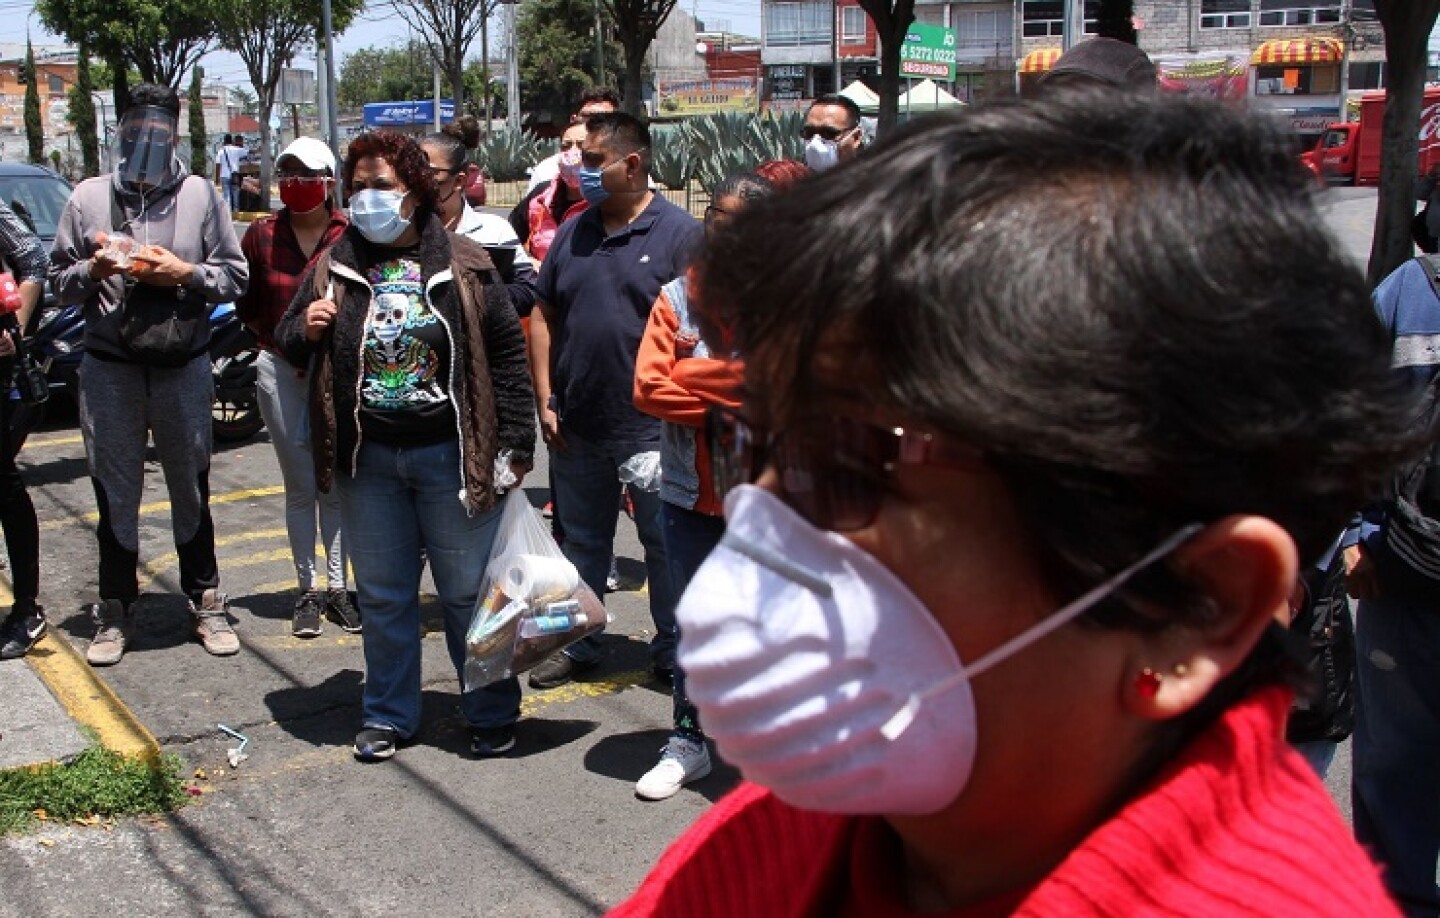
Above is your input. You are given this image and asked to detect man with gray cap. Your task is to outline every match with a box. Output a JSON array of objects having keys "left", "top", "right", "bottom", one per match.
[
  {"left": 1039, "top": 37, "right": 1157, "bottom": 94},
  {"left": 49, "top": 82, "right": 248, "bottom": 666}
]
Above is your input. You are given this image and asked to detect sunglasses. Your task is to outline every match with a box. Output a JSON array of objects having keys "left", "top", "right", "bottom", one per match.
[
  {"left": 801, "top": 124, "right": 855, "bottom": 142},
  {"left": 706, "top": 407, "right": 983, "bottom": 531}
]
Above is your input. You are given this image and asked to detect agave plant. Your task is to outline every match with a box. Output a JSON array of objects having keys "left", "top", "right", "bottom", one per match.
[
  {"left": 475, "top": 130, "right": 549, "bottom": 183},
  {"left": 649, "top": 126, "right": 693, "bottom": 191}
]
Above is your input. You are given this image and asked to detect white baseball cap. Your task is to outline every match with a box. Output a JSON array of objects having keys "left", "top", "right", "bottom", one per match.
[{"left": 276, "top": 136, "right": 337, "bottom": 174}]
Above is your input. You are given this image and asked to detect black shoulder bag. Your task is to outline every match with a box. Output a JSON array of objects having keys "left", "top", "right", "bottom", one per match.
[{"left": 110, "top": 184, "right": 210, "bottom": 368}]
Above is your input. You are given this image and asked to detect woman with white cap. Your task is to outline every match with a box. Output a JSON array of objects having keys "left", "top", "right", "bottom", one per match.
[{"left": 236, "top": 136, "right": 359, "bottom": 639}]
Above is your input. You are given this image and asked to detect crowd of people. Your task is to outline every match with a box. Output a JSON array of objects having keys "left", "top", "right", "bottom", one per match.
[{"left": 2, "top": 39, "right": 1440, "bottom": 912}]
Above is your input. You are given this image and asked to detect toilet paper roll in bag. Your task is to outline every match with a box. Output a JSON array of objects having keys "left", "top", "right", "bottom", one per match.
[{"left": 501, "top": 554, "right": 580, "bottom": 601}]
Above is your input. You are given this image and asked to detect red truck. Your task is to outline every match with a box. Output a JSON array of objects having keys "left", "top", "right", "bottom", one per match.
[{"left": 1302, "top": 86, "right": 1440, "bottom": 185}]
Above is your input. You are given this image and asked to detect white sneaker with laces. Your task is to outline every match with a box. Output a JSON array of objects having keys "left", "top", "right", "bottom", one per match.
[{"left": 635, "top": 735, "right": 711, "bottom": 801}]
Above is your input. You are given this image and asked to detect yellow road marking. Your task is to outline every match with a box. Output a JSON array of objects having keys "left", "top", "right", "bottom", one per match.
[
  {"left": 141, "top": 547, "right": 294, "bottom": 591},
  {"left": 519, "top": 668, "right": 652, "bottom": 718},
  {"left": 22, "top": 433, "right": 84, "bottom": 450},
  {"left": 40, "top": 486, "right": 285, "bottom": 531},
  {"left": 0, "top": 573, "right": 160, "bottom": 761}
]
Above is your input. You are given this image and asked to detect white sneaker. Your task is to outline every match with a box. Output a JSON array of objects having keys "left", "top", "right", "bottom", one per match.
[{"left": 635, "top": 736, "right": 711, "bottom": 801}]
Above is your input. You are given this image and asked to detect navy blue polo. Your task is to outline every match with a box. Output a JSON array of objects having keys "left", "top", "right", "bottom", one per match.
[{"left": 536, "top": 194, "right": 702, "bottom": 445}]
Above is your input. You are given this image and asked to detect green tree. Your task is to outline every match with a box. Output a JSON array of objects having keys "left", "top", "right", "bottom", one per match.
[
  {"left": 213, "top": 0, "right": 364, "bottom": 213},
  {"left": 604, "top": 0, "right": 678, "bottom": 116},
  {"left": 23, "top": 41, "right": 42, "bottom": 165},
  {"left": 37, "top": 0, "right": 219, "bottom": 112},
  {"left": 518, "top": 0, "right": 620, "bottom": 122},
  {"left": 1370, "top": 0, "right": 1440, "bottom": 284},
  {"left": 336, "top": 41, "right": 436, "bottom": 110},
  {"left": 66, "top": 41, "right": 101, "bottom": 177},
  {"left": 188, "top": 66, "right": 207, "bottom": 180},
  {"left": 1096, "top": 0, "right": 1136, "bottom": 43}
]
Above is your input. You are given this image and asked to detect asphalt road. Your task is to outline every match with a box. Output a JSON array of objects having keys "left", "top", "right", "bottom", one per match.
[
  {"left": 0, "top": 412, "right": 731, "bottom": 916},
  {"left": 0, "top": 187, "right": 1378, "bottom": 915}
]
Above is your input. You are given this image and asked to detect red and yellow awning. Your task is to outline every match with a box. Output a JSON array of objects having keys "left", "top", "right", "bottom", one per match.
[
  {"left": 1251, "top": 38, "right": 1344, "bottom": 66},
  {"left": 1019, "top": 48, "right": 1062, "bottom": 74}
]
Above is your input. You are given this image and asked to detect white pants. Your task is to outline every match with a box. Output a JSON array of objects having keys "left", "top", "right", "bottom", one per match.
[{"left": 256, "top": 350, "right": 345, "bottom": 591}]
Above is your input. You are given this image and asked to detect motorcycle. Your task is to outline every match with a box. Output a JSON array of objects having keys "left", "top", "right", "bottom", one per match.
[{"left": 27, "top": 299, "right": 265, "bottom": 444}]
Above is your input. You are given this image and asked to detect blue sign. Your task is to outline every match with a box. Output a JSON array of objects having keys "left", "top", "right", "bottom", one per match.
[{"left": 362, "top": 99, "right": 456, "bottom": 127}]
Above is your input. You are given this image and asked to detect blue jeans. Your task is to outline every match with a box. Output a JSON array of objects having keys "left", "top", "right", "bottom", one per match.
[
  {"left": 339, "top": 439, "right": 520, "bottom": 739},
  {"left": 662, "top": 502, "right": 725, "bottom": 739},
  {"left": 1353, "top": 583, "right": 1440, "bottom": 916},
  {"left": 551, "top": 430, "right": 674, "bottom": 666},
  {"left": 1292, "top": 740, "right": 1337, "bottom": 779}
]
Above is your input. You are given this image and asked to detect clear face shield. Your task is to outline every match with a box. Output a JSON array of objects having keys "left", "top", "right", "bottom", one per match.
[{"left": 114, "top": 106, "right": 178, "bottom": 188}]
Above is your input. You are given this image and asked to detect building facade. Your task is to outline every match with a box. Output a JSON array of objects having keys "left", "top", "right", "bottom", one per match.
[{"left": 760, "top": 0, "right": 1387, "bottom": 138}]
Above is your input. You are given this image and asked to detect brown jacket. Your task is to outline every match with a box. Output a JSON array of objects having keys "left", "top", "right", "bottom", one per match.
[{"left": 275, "top": 214, "right": 535, "bottom": 515}]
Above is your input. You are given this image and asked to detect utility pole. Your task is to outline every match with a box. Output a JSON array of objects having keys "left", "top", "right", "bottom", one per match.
[
  {"left": 832, "top": 0, "right": 842, "bottom": 93},
  {"left": 320, "top": 0, "right": 341, "bottom": 178},
  {"left": 1062, "top": 0, "right": 1083, "bottom": 51},
  {"left": 1337, "top": 0, "right": 1352, "bottom": 121},
  {"left": 506, "top": 0, "right": 520, "bottom": 131}
]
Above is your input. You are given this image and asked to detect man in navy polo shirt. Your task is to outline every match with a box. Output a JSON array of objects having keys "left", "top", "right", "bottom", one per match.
[{"left": 530, "top": 112, "right": 703, "bottom": 689}]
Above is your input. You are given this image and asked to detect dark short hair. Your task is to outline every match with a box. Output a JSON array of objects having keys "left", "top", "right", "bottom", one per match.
[
  {"left": 578, "top": 86, "right": 621, "bottom": 110},
  {"left": 1041, "top": 37, "right": 1157, "bottom": 93},
  {"left": 343, "top": 130, "right": 438, "bottom": 214},
  {"left": 586, "top": 112, "right": 651, "bottom": 171},
  {"left": 699, "top": 93, "right": 1417, "bottom": 712},
  {"left": 807, "top": 93, "right": 861, "bottom": 128},
  {"left": 128, "top": 83, "right": 180, "bottom": 119},
  {"left": 424, "top": 130, "right": 468, "bottom": 173}
]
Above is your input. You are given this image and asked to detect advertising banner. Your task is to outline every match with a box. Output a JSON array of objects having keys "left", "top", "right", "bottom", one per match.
[
  {"left": 901, "top": 23, "right": 956, "bottom": 81},
  {"left": 658, "top": 78, "right": 758, "bottom": 115},
  {"left": 362, "top": 99, "right": 456, "bottom": 127}
]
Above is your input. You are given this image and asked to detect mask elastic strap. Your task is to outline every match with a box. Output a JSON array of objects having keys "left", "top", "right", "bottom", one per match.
[{"left": 880, "top": 523, "right": 1202, "bottom": 741}]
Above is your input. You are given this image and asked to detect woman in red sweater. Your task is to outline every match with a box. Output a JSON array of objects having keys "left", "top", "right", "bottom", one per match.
[{"left": 611, "top": 93, "right": 1408, "bottom": 915}]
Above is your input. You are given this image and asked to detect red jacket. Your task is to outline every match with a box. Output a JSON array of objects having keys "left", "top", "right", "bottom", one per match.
[{"left": 610, "top": 688, "right": 1396, "bottom": 917}]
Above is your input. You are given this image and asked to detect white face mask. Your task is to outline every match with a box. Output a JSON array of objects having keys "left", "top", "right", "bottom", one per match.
[
  {"left": 675, "top": 484, "right": 1197, "bottom": 816},
  {"left": 804, "top": 134, "right": 841, "bottom": 172}
]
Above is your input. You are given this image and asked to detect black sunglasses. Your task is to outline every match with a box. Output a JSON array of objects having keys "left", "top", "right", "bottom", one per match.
[
  {"left": 706, "top": 407, "right": 983, "bottom": 531},
  {"left": 801, "top": 124, "right": 855, "bottom": 142}
]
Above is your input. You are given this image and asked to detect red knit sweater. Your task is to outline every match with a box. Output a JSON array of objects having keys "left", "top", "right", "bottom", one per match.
[{"left": 609, "top": 689, "right": 1395, "bottom": 917}]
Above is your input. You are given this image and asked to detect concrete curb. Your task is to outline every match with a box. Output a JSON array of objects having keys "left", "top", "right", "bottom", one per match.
[{"left": 21, "top": 629, "right": 161, "bottom": 764}]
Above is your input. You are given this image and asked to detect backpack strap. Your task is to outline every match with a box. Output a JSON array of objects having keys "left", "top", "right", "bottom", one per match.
[{"left": 1420, "top": 254, "right": 1440, "bottom": 301}]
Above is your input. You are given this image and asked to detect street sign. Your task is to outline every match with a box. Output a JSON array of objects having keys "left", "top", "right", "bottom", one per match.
[
  {"left": 900, "top": 23, "right": 956, "bottom": 81},
  {"left": 278, "top": 68, "right": 317, "bottom": 106}
]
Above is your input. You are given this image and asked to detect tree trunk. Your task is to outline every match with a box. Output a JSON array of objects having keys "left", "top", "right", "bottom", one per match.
[
  {"left": 876, "top": 21, "right": 905, "bottom": 135},
  {"left": 112, "top": 55, "right": 130, "bottom": 120},
  {"left": 622, "top": 40, "right": 644, "bottom": 116},
  {"left": 481, "top": 13, "right": 491, "bottom": 137},
  {"left": 451, "top": 55, "right": 465, "bottom": 117},
  {"left": 1368, "top": 0, "right": 1440, "bottom": 286}
]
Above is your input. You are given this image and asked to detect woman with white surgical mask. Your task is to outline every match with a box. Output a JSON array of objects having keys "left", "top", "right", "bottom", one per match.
[
  {"left": 274, "top": 130, "right": 535, "bottom": 764},
  {"left": 611, "top": 94, "right": 1409, "bottom": 915}
]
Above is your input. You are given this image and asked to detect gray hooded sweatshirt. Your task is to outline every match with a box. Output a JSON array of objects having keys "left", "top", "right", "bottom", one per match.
[{"left": 49, "top": 163, "right": 248, "bottom": 360}]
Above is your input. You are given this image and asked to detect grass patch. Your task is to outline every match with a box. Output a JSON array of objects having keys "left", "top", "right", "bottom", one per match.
[{"left": 0, "top": 746, "right": 189, "bottom": 835}]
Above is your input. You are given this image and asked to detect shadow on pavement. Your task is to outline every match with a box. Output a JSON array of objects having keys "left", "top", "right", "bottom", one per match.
[{"left": 584, "top": 729, "right": 741, "bottom": 804}]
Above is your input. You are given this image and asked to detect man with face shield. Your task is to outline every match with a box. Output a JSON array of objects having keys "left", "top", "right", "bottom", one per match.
[{"left": 48, "top": 83, "right": 248, "bottom": 667}]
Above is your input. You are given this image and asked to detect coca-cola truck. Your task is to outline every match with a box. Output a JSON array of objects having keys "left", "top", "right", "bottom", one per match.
[{"left": 1301, "top": 86, "right": 1440, "bottom": 185}]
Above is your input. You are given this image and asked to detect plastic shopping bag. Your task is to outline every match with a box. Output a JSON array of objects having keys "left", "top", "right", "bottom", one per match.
[{"left": 463, "top": 490, "right": 608, "bottom": 689}]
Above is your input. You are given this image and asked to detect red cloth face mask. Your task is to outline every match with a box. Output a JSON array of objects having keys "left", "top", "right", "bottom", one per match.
[{"left": 279, "top": 177, "right": 329, "bottom": 214}]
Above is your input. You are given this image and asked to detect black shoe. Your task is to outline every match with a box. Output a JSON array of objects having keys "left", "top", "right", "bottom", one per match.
[
  {"left": 354, "top": 726, "right": 402, "bottom": 762},
  {"left": 325, "top": 589, "right": 362, "bottom": 633},
  {"left": 652, "top": 662, "right": 675, "bottom": 685},
  {"left": 470, "top": 724, "right": 516, "bottom": 758},
  {"left": 291, "top": 590, "right": 323, "bottom": 638},
  {"left": 0, "top": 600, "right": 45, "bottom": 660},
  {"left": 528, "top": 651, "right": 598, "bottom": 690}
]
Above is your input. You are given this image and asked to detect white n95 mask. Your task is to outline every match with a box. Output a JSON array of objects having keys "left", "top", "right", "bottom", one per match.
[
  {"left": 675, "top": 484, "right": 1197, "bottom": 816},
  {"left": 803, "top": 135, "right": 840, "bottom": 172}
]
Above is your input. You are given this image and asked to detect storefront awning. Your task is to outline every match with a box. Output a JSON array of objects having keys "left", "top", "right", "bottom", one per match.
[
  {"left": 1019, "top": 48, "right": 1062, "bottom": 74},
  {"left": 1251, "top": 38, "right": 1344, "bottom": 66}
]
